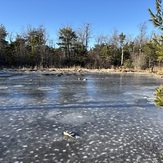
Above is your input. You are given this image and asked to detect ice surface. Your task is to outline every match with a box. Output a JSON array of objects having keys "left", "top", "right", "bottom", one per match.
[
  {"left": 0, "top": 71, "right": 163, "bottom": 162},
  {"left": 0, "top": 107, "right": 163, "bottom": 162},
  {"left": 58, "top": 112, "right": 94, "bottom": 125}
]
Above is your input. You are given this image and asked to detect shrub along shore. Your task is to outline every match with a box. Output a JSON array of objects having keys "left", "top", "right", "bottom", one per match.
[{"left": 4, "top": 66, "right": 162, "bottom": 79}]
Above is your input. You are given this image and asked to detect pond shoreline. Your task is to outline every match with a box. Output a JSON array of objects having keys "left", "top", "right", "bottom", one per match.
[{"left": 2, "top": 67, "right": 163, "bottom": 79}]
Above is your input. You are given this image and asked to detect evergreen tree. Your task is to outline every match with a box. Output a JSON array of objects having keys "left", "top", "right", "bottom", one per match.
[
  {"left": 153, "top": 35, "right": 163, "bottom": 62},
  {"left": 148, "top": 0, "right": 163, "bottom": 62},
  {"left": 148, "top": 0, "right": 163, "bottom": 60},
  {"left": 143, "top": 40, "right": 157, "bottom": 69},
  {"left": 0, "top": 24, "right": 8, "bottom": 66},
  {"left": 154, "top": 85, "right": 163, "bottom": 107},
  {"left": 149, "top": 0, "right": 163, "bottom": 108},
  {"left": 25, "top": 26, "right": 47, "bottom": 67},
  {"left": 148, "top": 0, "right": 163, "bottom": 30},
  {"left": 57, "top": 26, "right": 77, "bottom": 63}
]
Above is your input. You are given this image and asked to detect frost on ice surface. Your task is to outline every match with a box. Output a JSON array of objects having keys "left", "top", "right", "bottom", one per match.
[
  {"left": 58, "top": 112, "right": 94, "bottom": 125},
  {"left": 0, "top": 71, "right": 163, "bottom": 162},
  {"left": 0, "top": 107, "right": 163, "bottom": 162}
]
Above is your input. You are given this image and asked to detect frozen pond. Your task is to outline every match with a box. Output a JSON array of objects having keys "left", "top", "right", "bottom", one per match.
[{"left": 0, "top": 70, "right": 163, "bottom": 162}]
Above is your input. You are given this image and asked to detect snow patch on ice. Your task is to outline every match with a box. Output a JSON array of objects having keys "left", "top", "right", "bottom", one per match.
[
  {"left": 0, "top": 86, "right": 8, "bottom": 89},
  {"left": 13, "top": 85, "right": 24, "bottom": 88},
  {"left": 37, "top": 87, "right": 54, "bottom": 91}
]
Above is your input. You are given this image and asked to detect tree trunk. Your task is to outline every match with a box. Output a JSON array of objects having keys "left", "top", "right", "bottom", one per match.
[{"left": 121, "top": 47, "right": 124, "bottom": 66}]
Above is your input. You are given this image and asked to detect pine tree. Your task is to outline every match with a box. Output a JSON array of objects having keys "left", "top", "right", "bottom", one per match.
[
  {"left": 57, "top": 26, "right": 77, "bottom": 60},
  {"left": 148, "top": 0, "right": 163, "bottom": 30},
  {"left": 148, "top": 0, "right": 163, "bottom": 62},
  {"left": 154, "top": 85, "right": 163, "bottom": 107},
  {"left": 149, "top": 0, "right": 163, "bottom": 108}
]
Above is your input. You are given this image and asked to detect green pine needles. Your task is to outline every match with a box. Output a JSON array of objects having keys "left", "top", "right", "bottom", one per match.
[
  {"left": 148, "top": 0, "right": 163, "bottom": 30},
  {"left": 149, "top": 0, "right": 163, "bottom": 108},
  {"left": 154, "top": 85, "right": 163, "bottom": 107}
]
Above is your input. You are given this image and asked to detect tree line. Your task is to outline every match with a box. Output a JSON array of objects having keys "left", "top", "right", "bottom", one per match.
[{"left": 0, "top": 0, "right": 162, "bottom": 70}]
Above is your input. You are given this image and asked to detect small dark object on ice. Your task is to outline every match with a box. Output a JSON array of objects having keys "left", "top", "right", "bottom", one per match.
[
  {"left": 63, "top": 131, "right": 80, "bottom": 139},
  {"left": 77, "top": 77, "right": 87, "bottom": 81}
]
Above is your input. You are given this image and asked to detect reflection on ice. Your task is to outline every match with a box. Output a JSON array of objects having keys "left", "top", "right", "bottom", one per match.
[
  {"left": 0, "top": 71, "right": 159, "bottom": 110},
  {"left": 0, "top": 86, "right": 8, "bottom": 89},
  {"left": 0, "top": 71, "right": 163, "bottom": 162},
  {"left": 13, "top": 85, "right": 24, "bottom": 88},
  {"left": 37, "top": 87, "right": 55, "bottom": 91}
]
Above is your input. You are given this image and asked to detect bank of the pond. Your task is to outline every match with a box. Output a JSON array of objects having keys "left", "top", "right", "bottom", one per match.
[
  {"left": 2, "top": 67, "right": 163, "bottom": 80},
  {"left": 21, "top": 67, "right": 163, "bottom": 79}
]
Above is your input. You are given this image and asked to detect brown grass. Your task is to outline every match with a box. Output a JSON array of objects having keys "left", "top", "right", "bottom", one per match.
[{"left": 18, "top": 66, "right": 163, "bottom": 78}]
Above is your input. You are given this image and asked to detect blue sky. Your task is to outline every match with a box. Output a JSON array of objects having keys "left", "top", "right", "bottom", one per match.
[{"left": 0, "top": 0, "right": 156, "bottom": 45}]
